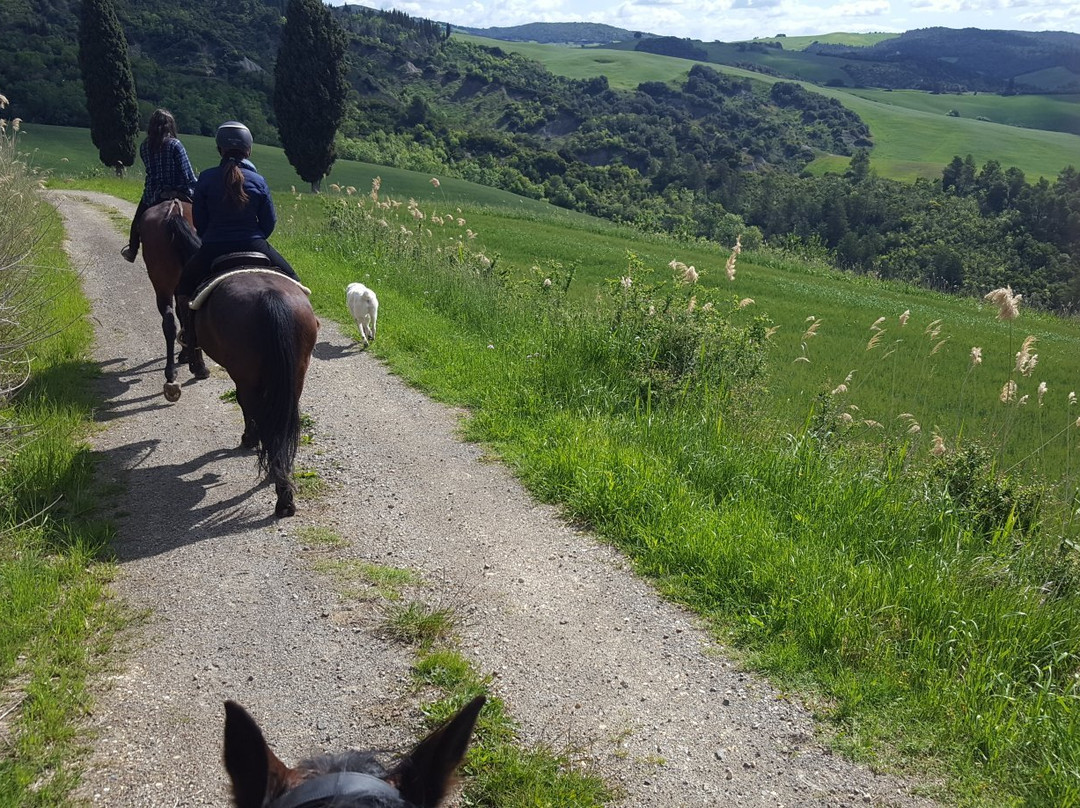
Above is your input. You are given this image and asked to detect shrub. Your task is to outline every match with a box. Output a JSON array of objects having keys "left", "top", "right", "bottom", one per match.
[
  {"left": 604, "top": 250, "right": 769, "bottom": 401},
  {"left": 930, "top": 443, "right": 1042, "bottom": 539}
]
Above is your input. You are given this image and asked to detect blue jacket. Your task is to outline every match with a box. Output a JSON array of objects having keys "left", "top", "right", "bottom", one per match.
[{"left": 192, "top": 159, "right": 277, "bottom": 244}]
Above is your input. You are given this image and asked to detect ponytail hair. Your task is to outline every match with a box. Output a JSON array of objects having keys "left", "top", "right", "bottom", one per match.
[{"left": 221, "top": 152, "right": 250, "bottom": 208}]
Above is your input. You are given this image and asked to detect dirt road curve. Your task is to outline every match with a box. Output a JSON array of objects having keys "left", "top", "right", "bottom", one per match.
[{"left": 52, "top": 191, "right": 936, "bottom": 807}]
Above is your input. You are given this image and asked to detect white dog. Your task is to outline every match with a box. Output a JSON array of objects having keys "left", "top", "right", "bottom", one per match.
[{"left": 345, "top": 282, "right": 379, "bottom": 346}]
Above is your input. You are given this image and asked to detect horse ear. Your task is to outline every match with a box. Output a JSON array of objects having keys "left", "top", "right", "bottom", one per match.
[
  {"left": 223, "top": 701, "right": 294, "bottom": 808},
  {"left": 389, "top": 695, "right": 486, "bottom": 808}
]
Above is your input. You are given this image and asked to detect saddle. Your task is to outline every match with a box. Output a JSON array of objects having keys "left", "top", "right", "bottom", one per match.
[
  {"left": 210, "top": 251, "right": 273, "bottom": 274},
  {"left": 189, "top": 253, "right": 311, "bottom": 310}
]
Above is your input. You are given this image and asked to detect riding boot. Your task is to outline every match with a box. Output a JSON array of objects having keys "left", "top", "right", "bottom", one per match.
[
  {"left": 178, "top": 298, "right": 199, "bottom": 351},
  {"left": 120, "top": 240, "right": 139, "bottom": 262}
]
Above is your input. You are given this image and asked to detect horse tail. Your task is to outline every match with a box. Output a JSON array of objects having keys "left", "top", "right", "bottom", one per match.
[
  {"left": 166, "top": 213, "right": 201, "bottom": 264},
  {"left": 252, "top": 290, "right": 301, "bottom": 484}
]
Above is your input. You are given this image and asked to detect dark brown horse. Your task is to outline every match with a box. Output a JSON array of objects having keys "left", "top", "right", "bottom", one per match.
[
  {"left": 138, "top": 198, "right": 202, "bottom": 401},
  {"left": 167, "top": 218, "right": 319, "bottom": 518},
  {"left": 223, "top": 696, "right": 485, "bottom": 808}
]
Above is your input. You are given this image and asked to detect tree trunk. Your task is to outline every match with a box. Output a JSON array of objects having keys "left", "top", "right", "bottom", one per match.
[{"left": 310, "top": 178, "right": 322, "bottom": 194}]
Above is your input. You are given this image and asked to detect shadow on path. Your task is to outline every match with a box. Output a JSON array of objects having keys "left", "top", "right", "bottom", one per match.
[{"left": 97, "top": 438, "right": 277, "bottom": 561}]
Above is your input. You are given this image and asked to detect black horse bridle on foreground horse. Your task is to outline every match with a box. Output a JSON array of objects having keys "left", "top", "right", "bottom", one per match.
[{"left": 224, "top": 696, "right": 485, "bottom": 808}]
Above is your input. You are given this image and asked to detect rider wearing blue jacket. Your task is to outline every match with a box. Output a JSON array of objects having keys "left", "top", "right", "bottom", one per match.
[{"left": 177, "top": 121, "right": 300, "bottom": 350}]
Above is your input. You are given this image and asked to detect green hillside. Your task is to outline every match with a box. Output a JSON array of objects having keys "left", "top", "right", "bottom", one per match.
[
  {"left": 748, "top": 32, "right": 900, "bottom": 50},
  {"left": 452, "top": 21, "right": 645, "bottom": 44},
  {"left": 843, "top": 89, "right": 1080, "bottom": 136},
  {"left": 452, "top": 33, "right": 688, "bottom": 90},
  {"left": 464, "top": 34, "right": 1080, "bottom": 182},
  {"left": 606, "top": 37, "right": 855, "bottom": 85}
]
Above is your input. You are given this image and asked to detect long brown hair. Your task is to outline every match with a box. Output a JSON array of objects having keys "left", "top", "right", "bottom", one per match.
[
  {"left": 222, "top": 151, "right": 250, "bottom": 208},
  {"left": 147, "top": 109, "right": 177, "bottom": 152}
]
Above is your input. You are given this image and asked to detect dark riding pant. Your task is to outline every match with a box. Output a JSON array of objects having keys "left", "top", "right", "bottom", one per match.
[
  {"left": 127, "top": 200, "right": 150, "bottom": 249},
  {"left": 177, "top": 238, "right": 299, "bottom": 299}
]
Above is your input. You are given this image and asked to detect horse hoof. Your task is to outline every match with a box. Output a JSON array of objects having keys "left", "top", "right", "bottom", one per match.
[
  {"left": 191, "top": 363, "right": 211, "bottom": 380},
  {"left": 163, "top": 382, "right": 182, "bottom": 402},
  {"left": 241, "top": 433, "right": 258, "bottom": 450},
  {"left": 275, "top": 502, "right": 296, "bottom": 518}
]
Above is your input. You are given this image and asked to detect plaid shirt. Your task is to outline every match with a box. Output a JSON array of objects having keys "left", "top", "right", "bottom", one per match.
[{"left": 140, "top": 137, "right": 196, "bottom": 206}]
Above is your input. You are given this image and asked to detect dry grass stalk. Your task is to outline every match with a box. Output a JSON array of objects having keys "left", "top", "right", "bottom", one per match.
[
  {"left": 724, "top": 235, "right": 742, "bottom": 281},
  {"left": 984, "top": 286, "right": 1022, "bottom": 320},
  {"left": 1015, "top": 335, "right": 1039, "bottom": 376},
  {"left": 931, "top": 433, "right": 946, "bottom": 456}
]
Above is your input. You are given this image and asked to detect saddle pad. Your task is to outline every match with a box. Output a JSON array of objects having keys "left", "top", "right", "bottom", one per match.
[{"left": 189, "top": 268, "right": 312, "bottom": 310}]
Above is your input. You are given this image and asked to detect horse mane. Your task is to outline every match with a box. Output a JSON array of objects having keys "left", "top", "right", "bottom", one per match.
[{"left": 296, "top": 750, "right": 391, "bottom": 779}]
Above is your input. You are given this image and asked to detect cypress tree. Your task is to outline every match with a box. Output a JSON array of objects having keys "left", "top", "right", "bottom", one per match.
[
  {"left": 78, "top": 0, "right": 139, "bottom": 175},
  {"left": 273, "top": 0, "right": 349, "bottom": 192}
]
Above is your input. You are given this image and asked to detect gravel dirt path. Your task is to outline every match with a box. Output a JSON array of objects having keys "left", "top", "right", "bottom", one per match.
[{"left": 53, "top": 191, "right": 938, "bottom": 808}]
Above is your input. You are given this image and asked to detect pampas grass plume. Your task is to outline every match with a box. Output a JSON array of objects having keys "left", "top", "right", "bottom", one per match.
[{"left": 984, "top": 286, "right": 1022, "bottom": 320}]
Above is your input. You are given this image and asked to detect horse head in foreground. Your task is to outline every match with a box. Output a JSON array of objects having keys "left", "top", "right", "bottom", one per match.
[{"left": 223, "top": 696, "right": 485, "bottom": 808}]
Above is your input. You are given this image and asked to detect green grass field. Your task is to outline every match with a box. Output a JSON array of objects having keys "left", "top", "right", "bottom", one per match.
[
  {"left": 750, "top": 32, "right": 900, "bottom": 50},
  {"left": 844, "top": 89, "right": 1080, "bottom": 136},
  {"left": 23, "top": 120, "right": 1080, "bottom": 807},
  {"left": 455, "top": 33, "right": 1080, "bottom": 182}
]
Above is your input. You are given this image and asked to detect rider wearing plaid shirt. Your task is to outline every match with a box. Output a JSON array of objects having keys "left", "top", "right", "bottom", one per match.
[{"left": 121, "top": 109, "right": 197, "bottom": 262}]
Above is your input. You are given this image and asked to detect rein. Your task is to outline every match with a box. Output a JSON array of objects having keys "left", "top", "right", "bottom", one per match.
[{"left": 268, "top": 771, "right": 400, "bottom": 808}]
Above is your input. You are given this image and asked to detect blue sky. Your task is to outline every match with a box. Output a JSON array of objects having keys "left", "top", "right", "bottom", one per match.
[{"left": 331, "top": 0, "right": 1079, "bottom": 43}]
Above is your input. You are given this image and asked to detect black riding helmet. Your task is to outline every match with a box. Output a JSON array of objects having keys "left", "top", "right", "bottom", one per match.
[{"left": 216, "top": 121, "right": 253, "bottom": 152}]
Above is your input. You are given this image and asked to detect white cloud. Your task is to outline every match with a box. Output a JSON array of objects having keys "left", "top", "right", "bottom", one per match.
[
  {"left": 1017, "top": 4, "right": 1080, "bottom": 23},
  {"left": 335, "top": 0, "right": 1080, "bottom": 41},
  {"left": 828, "top": 0, "right": 890, "bottom": 16},
  {"left": 908, "top": 0, "right": 985, "bottom": 11}
]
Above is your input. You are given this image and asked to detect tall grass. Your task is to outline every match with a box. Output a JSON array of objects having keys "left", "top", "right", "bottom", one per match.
[
  {"left": 0, "top": 103, "right": 119, "bottom": 806},
  {"left": 278, "top": 187, "right": 1080, "bottom": 806}
]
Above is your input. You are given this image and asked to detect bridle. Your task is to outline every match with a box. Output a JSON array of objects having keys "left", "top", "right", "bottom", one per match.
[{"left": 267, "top": 771, "right": 400, "bottom": 808}]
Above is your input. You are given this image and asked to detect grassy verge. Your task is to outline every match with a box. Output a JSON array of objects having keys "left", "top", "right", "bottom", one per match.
[
  {"left": 273, "top": 190, "right": 1079, "bottom": 806},
  {"left": 0, "top": 123, "right": 121, "bottom": 806}
]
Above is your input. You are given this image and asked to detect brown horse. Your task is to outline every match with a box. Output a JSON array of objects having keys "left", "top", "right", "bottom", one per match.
[
  {"left": 138, "top": 198, "right": 202, "bottom": 401},
  {"left": 223, "top": 696, "right": 485, "bottom": 808},
  {"left": 167, "top": 219, "right": 319, "bottom": 518}
]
